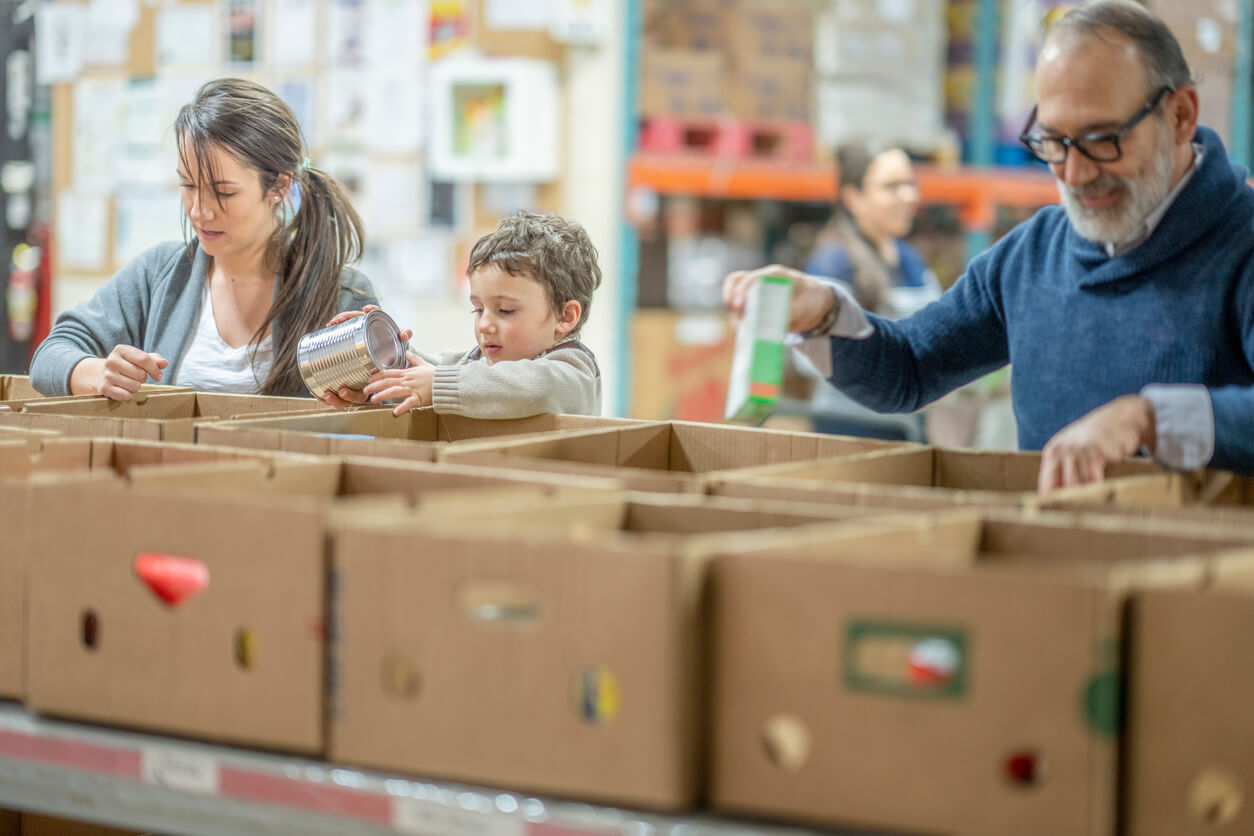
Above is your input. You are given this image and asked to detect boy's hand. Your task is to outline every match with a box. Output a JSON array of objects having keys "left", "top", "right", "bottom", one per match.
[
  {"left": 363, "top": 352, "right": 433, "bottom": 415},
  {"left": 323, "top": 304, "right": 414, "bottom": 344}
]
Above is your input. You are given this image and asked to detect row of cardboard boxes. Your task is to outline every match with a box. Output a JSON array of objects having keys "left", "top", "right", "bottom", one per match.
[{"left": 3, "top": 381, "right": 1254, "bottom": 834}]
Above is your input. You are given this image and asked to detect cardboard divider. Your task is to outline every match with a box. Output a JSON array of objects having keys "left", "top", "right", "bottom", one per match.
[
  {"left": 24, "top": 457, "right": 623, "bottom": 753},
  {"left": 327, "top": 492, "right": 919, "bottom": 810},
  {"left": 706, "top": 508, "right": 1254, "bottom": 836},
  {"left": 2, "top": 391, "right": 333, "bottom": 443},
  {"left": 709, "top": 447, "right": 1168, "bottom": 510},
  {"left": 440, "top": 421, "right": 905, "bottom": 493},
  {"left": 196, "top": 407, "right": 640, "bottom": 461}
]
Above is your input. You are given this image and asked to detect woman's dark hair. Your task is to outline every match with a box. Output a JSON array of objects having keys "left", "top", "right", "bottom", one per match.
[
  {"left": 821, "top": 142, "right": 896, "bottom": 314},
  {"left": 175, "top": 78, "right": 365, "bottom": 395}
]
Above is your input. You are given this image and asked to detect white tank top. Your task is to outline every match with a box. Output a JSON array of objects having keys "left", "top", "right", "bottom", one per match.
[{"left": 174, "top": 284, "right": 274, "bottom": 393}]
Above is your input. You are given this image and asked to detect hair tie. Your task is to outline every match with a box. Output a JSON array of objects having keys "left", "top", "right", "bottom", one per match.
[{"left": 301, "top": 157, "right": 311, "bottom": 171}]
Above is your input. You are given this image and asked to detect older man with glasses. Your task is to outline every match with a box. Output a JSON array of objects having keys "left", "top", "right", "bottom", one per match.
[{"left": 723, "top": 0, "right": 1254, "bottom": 491}]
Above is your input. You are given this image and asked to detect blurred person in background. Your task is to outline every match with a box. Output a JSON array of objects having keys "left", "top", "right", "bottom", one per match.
[
  {"left": 725, "top": 0, "right": 1254, "bottom": 490},
  {"left": 30, "top": 78, "right": 383, "bottom": 400},
  {"left": 808, "top": 143, "right": 940, "bottom": 318},
  {"left": 800, "top": 142, "right": 942, "bottom": 440}
]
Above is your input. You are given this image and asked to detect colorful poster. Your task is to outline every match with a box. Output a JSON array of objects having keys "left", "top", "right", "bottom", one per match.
[
  {"left": 227, "top": 0, "right": 259, "bottom": 65},
  {"left": 428, "top": 0, "right": 469, "bottom": 61}
]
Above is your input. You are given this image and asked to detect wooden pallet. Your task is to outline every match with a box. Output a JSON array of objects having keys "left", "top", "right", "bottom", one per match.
[{"left": 639, "top": 116, "right": 814, "bottom": 162}]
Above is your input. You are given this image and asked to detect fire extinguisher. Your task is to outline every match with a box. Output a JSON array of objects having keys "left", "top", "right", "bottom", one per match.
[{"left": 7, "top": 240, "right": 38, "bottom": 343}]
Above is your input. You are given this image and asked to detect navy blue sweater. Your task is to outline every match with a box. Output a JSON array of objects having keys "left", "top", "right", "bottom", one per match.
[{"left": 827, "top": 127, "right": 1254, "bottom": 472}]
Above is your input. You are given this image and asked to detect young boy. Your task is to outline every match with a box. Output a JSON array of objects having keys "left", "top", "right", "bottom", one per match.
[{"left": 361, "top": 211, "right": 602, "bottom": 418}]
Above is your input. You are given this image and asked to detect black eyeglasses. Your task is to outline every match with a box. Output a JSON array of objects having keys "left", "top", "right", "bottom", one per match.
[{"left": 1019, "top": 85, "right": 1175, "bottom": 165}]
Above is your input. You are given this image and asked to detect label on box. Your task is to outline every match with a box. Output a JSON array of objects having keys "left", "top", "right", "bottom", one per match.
[
  {"left": 392, "top": 798, "right": 525, "bottom": 836},
  {"left": 140, "top": 746, "right": 220, "bottom": 794},
  {"left": 843, "top": 621, "right": 969, "bottom": 700}
]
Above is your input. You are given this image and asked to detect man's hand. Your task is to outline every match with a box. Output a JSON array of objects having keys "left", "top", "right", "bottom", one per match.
[
  {"left": 722, "top": 265, "right": 837, "bottom": 333},
  {"left": 1038, "top": 395, "right": 1157, "bottom": 493}
]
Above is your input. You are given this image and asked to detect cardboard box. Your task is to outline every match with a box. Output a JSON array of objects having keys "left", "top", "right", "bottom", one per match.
[
  {"left": 709, "top": 510, "right": 1254, "bottom": 835},
  {"left": 710, "top": 446, "right": 1164, "bottom": 510},
  {"left": 645, "top": 0, "right": 735, "bottom": 52},
  {"left": 0, "top": 438, "right": 316, "bottom": 701},
  {"left": 25, "top": 458, "right": 619, "bottom": 752},
  {"left": 639, "top": 48, "right": 728, "bottom": 118},
  {"left": 441, "top": 420, "right": 906, "bottom": 493},
  {"left": 1124, "top": 564, "right": 1254, "bottom": 836},
  {"left": 631, "top": 310, "right": 735, "bottom": 423},
  {"left": 726, "top": 1, "right": 812, "bottom": 68},
  {"left": 198, "top": 407, "right": 639, "bottom": 461},
  {"left": 3, "top": 391, "right": 331, "bottom": 442},
  {"left": 727, "top": 65, "right": 811, "bottom": 122},
  {"left": 0, "top": 374, "right": 40, "bottom": 401},
  {"left": 329, "top": 492, "right": 898, "bottom": 809}
]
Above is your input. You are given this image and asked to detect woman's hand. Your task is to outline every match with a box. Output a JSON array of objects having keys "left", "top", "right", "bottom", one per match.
[
  {"left": 72, "top": 346, "right": 168, "bottom": 400},
  {"left": 324, "top": 303, "right": 414, "bottom": 343},
  {"left": 362, "top": 352, "right": 433, "bottom": 416},
  {"left": 722, "top": 264, "right": 838, "bottom": 333}
]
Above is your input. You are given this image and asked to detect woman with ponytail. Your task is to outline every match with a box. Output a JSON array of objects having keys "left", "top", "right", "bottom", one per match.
[{"left": 31, "top": 78, "right": 386, "bottom": 399}]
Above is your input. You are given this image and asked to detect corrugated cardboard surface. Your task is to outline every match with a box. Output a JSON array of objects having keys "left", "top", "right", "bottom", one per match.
[
  {"left": 441, "top": 421, "right": 901, "bottom": 493},
  {"left": 23, "top": 459, "right": 619, "bottom": 750},
  {"left": 1124, "top": 565, "right": 1254, "bottom": 836},
  {"left": 10, "top": 391, "right": 329, "bottom": 443},
  {"left": 197, "top": 408, "right": 637, "bottom": 461},
  {"left": 711, "top": 447, "right": 1166, "bottom": 510},
  {"left": 329, "top": 494, "right": 897, "bottom": 809},
  {"left": 708, "top": 511, "right": 1253, "bottom": 836},
  {"left": 27, "top": 480, "right": 330, "bottom": 753}
]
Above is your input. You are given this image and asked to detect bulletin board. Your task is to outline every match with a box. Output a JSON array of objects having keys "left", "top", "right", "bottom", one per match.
[{"left": 44, "top": 0, "right": 573, "bottom": 320}]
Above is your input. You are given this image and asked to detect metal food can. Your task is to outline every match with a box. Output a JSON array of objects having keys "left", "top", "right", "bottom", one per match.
[{"left": 297, "top": 310, "right": 408, "bottom": 398}]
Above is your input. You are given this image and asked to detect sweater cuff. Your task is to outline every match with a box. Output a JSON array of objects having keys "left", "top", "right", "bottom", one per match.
[
  {"left": 787, "top": 282, "right": 873, "bottom": 379},
  {"left": 430, "top": 365, "right": 462, "bottom": 414},
  {"left": 1141, "top": 383, "right": 1215, "bottom": 470}
]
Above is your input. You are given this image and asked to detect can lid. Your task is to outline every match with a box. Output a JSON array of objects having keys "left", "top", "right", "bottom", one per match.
[{"left": 363, "top": 310, "right": 407, "bottom": 371}]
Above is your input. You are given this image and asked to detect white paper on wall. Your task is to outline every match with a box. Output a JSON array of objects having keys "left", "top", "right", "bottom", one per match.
[
  {"left": 367, "top": 0, "right": 426, "bottom": 64},
  {"left": 271, "top": 0, "right": 318, "bottom": 67},
  {"left": 114, "top": 188, "right": 181, "bottom": 264},
  {"left": 324, "top": 70, "right": 368, "bottom": 149},
  {"left": 35, "top": 2, "right": 85, "bottom": 85},
  {"left": 119, "top": 78, "right": 167, "bottom": 186},
  {"left": 484, "top": 0, "right": 551, "bottom": 30},
  {"left": 56, "top": 189, "right": 110, "bottom": 271},
  {"left": 72, "top": 77, "right": 126, "bottom": 192},
  {"left": 157, "top": 4, "right": 219, "bottom": 68},
  {"left": 84, "top": 0, "right": 135, "bottom": 67},
  {"left": 362, "top": 160, "right": 424, "bottom": 238},
  {"left": 327, "top": 0, "right": 367, "bottom": 66},
  {"left": 365, "top": 71, "right": 424, "bottom": 153}
]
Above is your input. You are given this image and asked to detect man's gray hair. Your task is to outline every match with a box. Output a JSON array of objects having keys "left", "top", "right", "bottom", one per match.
[{"left": 1051, "top": 0, "right": 1194, "bottom": 95}]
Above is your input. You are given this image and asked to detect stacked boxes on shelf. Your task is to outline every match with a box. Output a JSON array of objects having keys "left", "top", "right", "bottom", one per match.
[
  {"left": 813, "top": 0, "right": 952, "bottom": 154},
  {"left": 1149, "top": 0, "right": 1242, "bottom": 149},
  {"left": 639, "top": 0, "right": 813, "bottom": 139}
]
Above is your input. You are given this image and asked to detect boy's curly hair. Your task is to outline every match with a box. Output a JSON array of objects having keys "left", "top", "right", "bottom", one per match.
[{"left": 466, "top": 210, "right": 603, "bottom": 336}]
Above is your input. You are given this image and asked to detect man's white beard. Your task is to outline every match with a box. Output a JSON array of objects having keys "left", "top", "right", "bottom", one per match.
[{"left": 1058, "top": 125, "right": 1178, "bottom": 245}]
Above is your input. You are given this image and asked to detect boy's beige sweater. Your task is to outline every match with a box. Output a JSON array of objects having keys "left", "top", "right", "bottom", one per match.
[{"left": 417, "top": 339, "right": 601, "bottom": 419}]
